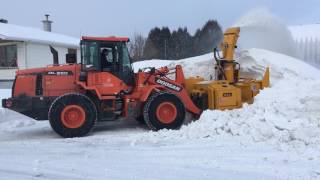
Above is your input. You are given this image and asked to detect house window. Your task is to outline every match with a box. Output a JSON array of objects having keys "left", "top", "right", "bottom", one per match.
[{"left": 0, "top": 45, "right": 17, "bottom": 68}]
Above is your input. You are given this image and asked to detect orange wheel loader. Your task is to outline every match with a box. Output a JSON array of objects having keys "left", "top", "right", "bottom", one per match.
[{"left": 2, "top": 28, "right": 269, "bottom": 137}]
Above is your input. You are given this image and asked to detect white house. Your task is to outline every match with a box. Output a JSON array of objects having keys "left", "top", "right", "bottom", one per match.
[{"left": 0, "top": 20, "right": 80, "bottom": 85}]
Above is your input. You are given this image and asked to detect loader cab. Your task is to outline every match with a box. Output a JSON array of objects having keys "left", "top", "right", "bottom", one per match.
[{"left": 80, "top": 36, "right": 134, "bottom": 85}]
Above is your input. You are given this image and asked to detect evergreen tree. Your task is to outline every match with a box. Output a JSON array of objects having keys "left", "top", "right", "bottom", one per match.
[
  {"left": 193, "top": 20, "right": 223, "bottom": 56},
  {"left": 143, "top": 27, "right": 162, "bottom": 59},
  {"left": 170, "top": 27, "right": 192, "bottom": 59},
  {"left": 159, "top": 27, "right": 171, "bottom": 59},
  {"left": 143, "top": 20, "right": 223, "bottom": 60}
]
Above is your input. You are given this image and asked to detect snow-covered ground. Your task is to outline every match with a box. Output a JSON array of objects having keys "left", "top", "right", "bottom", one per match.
[{"left": 1, "top": 48, "right": 320, "bottom": 180}]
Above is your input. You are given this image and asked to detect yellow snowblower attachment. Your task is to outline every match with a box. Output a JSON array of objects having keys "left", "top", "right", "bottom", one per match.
[{"left": 185, "top": 27, "right": 270, "bottom": 110}]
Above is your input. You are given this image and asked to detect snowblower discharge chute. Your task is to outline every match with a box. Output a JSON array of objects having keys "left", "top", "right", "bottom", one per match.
[{"left": 2, "top": 27, "right": 270, "bottom": 137}]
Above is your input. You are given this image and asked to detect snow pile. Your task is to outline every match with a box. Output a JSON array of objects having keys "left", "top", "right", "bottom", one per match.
[
  {"left": 167, "top": 53, "right": 216, "bottom": 80},
  {"left": 132, "top": 60, "right": 172, "bottom": 72},
  {"left": 133, "top": 53, "right": 216, "bottom": 80},
  {"left": 234, "top": 8, "right": 298, "bottom": 58},
  {"left": 0, "top": 89, "right": 10, "bottom": 110},
  {"left": 133, "top": 49, "right": 320, "bottom": 150},
  {"left": 0, "top": 89, "right": 36, "bottom": 131}
]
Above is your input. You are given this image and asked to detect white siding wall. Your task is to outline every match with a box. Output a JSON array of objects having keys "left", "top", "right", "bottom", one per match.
[
  {"left": 26, "top": 43, "right": 69, "bottom": 68},
  {"left": 17, "top": 42, "right": 26, "bottom": 68},
  {"left": 0, "top": 41, "right": 80, "bottom": 81}
]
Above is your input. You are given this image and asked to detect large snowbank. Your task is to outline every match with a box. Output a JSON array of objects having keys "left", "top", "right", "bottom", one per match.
[
  {"left": 132, "top": 59, "right": 172, "bottom": 72},
  {"left": 133, "top": 53, "right": 216, "bottom": 80},
  {"left": 132, "top": 49, "right": 320, "bottom": 151}
]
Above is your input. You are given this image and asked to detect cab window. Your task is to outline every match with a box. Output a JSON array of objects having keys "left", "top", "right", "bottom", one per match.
[
  {"left": 81, "top": 41, "right": 99, "bottom": 69},
  {"left": 122, "top": 44, "right": 131, "bottom": 69}
]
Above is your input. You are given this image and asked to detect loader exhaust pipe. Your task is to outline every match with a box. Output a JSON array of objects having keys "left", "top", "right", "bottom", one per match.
[{"left": 50, "top": 46, "right": 59, "bottom": 65}]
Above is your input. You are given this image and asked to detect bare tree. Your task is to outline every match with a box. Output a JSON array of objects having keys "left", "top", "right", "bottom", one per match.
[{"left": 129, "top": 33, "right": 146, "bottom": 62}]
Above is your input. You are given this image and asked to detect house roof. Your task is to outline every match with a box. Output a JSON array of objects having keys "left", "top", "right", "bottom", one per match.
[{"left": 0, "top": 23, "right": 79, "bottom": 47}]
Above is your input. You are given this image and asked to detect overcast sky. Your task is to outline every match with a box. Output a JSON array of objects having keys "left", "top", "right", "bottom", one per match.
[{"left": 1, "top": 0, "right": 319, "bottom": 38}]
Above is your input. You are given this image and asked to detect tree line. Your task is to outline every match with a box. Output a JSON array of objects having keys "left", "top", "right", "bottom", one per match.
[{"left": 129, "top": 20, "right": 223, "bottom": 61}]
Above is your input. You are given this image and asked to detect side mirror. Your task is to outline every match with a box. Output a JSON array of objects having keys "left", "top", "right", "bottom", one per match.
[{"left": 66, "top": 53, "right": 76, "bottom": 64}]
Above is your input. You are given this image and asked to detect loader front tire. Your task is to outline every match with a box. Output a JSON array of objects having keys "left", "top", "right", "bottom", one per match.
[
  {"left": 143, "top": 92, "right": 186, "bottom": 131},
  {"left": 48, "top": 93, "right": 97, "bottom": 138}
]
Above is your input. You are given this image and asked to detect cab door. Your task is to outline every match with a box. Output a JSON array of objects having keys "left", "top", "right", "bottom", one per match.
[
  {"left": 100, "top": 43, "right": 134, "bottom": 86},
  {"left": 118, "top": 43, "right": 135, "bottom": 86}
]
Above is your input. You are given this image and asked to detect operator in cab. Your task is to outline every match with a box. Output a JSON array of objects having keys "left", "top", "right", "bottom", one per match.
[{"left": 101, "top": 48, "right": 113, "bottom": 70}]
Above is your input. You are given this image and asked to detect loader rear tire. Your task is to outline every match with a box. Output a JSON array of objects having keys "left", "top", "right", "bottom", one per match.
[
  {"left": 48, "top": 93, "right": 97, "bottom": 138},
  {"left": 135, "top": 115, "right": 146, "bottom": 124},
  {"left": 143, "top": 92, "right": 186, "bottom": 131}
]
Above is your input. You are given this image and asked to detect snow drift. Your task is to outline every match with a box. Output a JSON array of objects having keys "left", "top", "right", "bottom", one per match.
[{"left": 131, "top": 49, "right": 320, "bottom": 151}]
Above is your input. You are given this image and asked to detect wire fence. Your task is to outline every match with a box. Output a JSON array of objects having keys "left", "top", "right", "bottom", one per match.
[{"left": 295, "top": 38, "right": 320, "bottom": 68}]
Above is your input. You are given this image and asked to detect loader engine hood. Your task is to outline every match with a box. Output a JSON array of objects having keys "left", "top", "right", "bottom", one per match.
[
  {"left": 12, "top": 64, "right": 82, "bottom": 99},
  {"left": 16, "top": 64, "right": 81, "bottom": 76}
]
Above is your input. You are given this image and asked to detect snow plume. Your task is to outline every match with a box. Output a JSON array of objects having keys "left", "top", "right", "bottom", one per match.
[{"left": 234, "top": 8, "right": 298, "bottom": 58}]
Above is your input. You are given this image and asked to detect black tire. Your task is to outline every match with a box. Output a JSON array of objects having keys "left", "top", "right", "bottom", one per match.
[
  {"left": 143, "top": 92, "right": 186, "bottom": 131},
  {"left": 135, "top": 115, "right": 146, "bottom": 124},
  {"left": 48, "top": 93, "right": 97, "bottom": 138}
]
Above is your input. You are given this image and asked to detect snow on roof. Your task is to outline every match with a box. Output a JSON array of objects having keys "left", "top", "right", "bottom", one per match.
[
  {"left": 289, "top": 24, "right": 320, "bottom": 41},
  {"left": 82, "top": 36, "right": 129, "bottom": 42},
  {"left": 0, "top": 23, "right": 79, "bottom": 47}
]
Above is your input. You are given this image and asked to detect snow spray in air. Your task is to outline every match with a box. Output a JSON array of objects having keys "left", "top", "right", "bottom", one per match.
[{"left": 234, "top": 8, "right": 298, "bottom": 58}]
